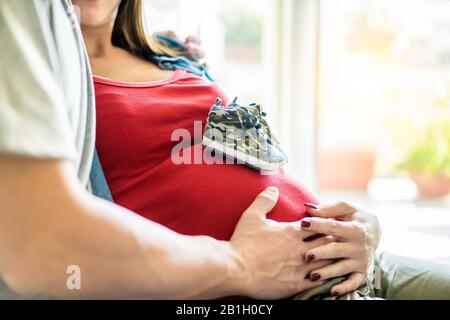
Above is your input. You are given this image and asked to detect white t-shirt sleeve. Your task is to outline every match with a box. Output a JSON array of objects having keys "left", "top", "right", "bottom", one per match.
[{"left": 0, "top": 0, "right": 77, "bottom": 160}]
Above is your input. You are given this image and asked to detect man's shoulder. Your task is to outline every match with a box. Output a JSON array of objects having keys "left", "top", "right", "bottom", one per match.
[
  {"left": 1, "top": 0, "right": 55, "bottom": 15},
  {"left": 0, "top": 0, "right": 71, "bottom": 34},
  {"left": 1, "top": 0, "right": 76, "bottom": 23},
  {"left": 0, "top": 0, "right": 95, "bottom": 186}
]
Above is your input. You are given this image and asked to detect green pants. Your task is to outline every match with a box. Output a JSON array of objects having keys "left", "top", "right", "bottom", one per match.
[{"left": 293, "top": 252, "right": 450, "bottom": 300}]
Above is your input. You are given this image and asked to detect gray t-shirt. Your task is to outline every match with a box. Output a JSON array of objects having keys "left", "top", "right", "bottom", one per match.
[
  {"left": 0, "top": 0, "right": 95, "bottom": 184},
  {"left": 0, "top": 0, "right": 95, "bottom": 298}
]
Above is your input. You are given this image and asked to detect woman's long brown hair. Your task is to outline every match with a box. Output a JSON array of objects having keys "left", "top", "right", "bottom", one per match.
[{"left": 112, "top": 0, "right": 179, "bottom": 59}]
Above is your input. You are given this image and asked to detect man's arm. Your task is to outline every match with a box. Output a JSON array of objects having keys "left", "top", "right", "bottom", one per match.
[
  {"left": 0, "top": 157, "right": 236, "bottom": 299},
  {"left": 0, "top": 156, "right": 329, "bottom": 299}
]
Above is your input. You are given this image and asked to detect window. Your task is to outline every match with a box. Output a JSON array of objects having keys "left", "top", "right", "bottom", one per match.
[
  {"left": 319, "top": 0, "right": 450, "bottom": 263},
  {"left": 144, "top": 0, "right": 273, "bottom": 103},
  {"left": 318, "top": 0, "right": 450, "bottom": 202}
]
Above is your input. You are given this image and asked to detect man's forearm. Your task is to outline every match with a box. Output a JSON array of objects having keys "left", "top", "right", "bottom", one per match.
[{"left": 0, "top": 158, "right": 241, "bottom": 299}]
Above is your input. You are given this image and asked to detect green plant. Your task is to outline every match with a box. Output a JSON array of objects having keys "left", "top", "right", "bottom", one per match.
[{"left": 398, "top": 120, "right": 450, "bottom": 176}]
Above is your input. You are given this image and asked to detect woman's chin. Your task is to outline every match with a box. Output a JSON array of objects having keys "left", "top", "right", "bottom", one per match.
[{"left": 79, "top": 14, "right": 111, "bottom": 28}]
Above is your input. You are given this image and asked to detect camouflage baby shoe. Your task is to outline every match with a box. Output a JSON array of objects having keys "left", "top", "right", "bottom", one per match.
[{"left": 203, "top": 97, "right": 287, "bottom": 171}]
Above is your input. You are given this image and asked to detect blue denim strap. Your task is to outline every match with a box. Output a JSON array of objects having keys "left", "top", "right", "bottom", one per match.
[
  {"left": 89, "top": 149, "right": 114, "bottom": 202},
  {"left": 151, "top": 55, "right": 215, "bottom": 82}
]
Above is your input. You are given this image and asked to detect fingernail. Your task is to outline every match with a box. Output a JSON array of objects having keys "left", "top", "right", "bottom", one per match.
[
  {"left": 304, "top": 203, "right": 318, "bottom": 209},
  {"left": 331, "top": 290, "right": 340, "bottom": 297},
  {"left": 310, "top": 273, "right": 321, "bottom": 282},
  {"left": 301, "top": 220, "right": 311, "bottom": 228},
  {"left": 307, "top": 253, "right": 315, "bottom": 262},
  {"left": 265, "top": 187, "right": 278, "bottom": 194}
]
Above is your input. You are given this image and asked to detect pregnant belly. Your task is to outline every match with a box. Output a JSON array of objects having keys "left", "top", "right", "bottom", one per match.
[{"left": 110, "top": 148, "right": 319, "bottom": 240}]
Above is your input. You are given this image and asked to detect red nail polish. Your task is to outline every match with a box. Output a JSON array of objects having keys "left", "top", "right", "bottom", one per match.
[
  {"left": 331, "top": 290, "right": 340, "bottom": 297},
  {"left": 304, "top": 203, "right": 318, "bottom": 209},
  {"left": 307, "top": 254, "right": 315, "bottom": 262},
  {"left": 301, "top": 220, "right": 311, "bottom": 228},
  {"left": 310, "top": 273, "right": 321, "bottom": 282}
]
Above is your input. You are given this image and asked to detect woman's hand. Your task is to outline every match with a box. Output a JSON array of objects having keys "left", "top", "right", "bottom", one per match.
[
  {"left": 153, "top": 31, "right": 205, "bottom": 61},
  {"left": 228, "top": 187, "right": 337, "bottom": 299},
  {"left": 300, "top": 202, "right": 381, "bottom": 296}
]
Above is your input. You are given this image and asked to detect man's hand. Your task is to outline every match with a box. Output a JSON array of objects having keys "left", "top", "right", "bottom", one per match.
[
  {"left": 300, "top": 202, "right": 381, "bottom": 297},
  {"left": 228, "top": 188, "right": 336, "bottom": 299}
]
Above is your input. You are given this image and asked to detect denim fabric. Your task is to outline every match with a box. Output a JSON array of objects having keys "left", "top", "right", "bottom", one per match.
[
  {"left": 150, "top": 55, "right": 214, "bottom": 82},
  {"left": 89, "top": 149, "right": 114, "bottom": 202}
]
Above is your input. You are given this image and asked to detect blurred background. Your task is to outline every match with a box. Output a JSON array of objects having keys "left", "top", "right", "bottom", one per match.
[{"left": 144, "top": 0, "right": 450, "bottom": 263}]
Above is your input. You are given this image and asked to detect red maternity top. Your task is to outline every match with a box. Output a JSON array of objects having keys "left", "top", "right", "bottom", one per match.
[{"left": 94, "top": 69, "right": 318, "bottom": 240}]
